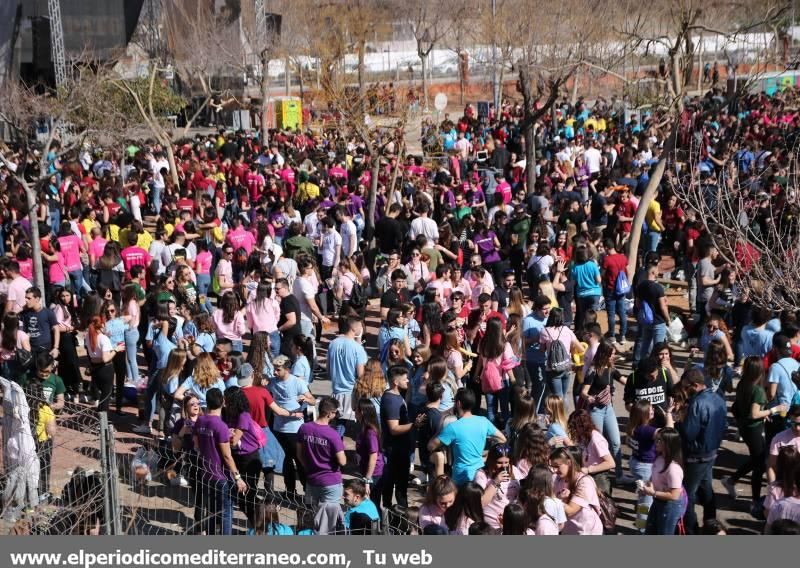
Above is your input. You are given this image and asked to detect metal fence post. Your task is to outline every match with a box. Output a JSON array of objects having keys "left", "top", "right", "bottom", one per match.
[{"left": 99, "top": 411, "right": 122, "bottom": 535}]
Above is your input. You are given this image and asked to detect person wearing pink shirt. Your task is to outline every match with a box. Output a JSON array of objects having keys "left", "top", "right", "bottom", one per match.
[
  {"left": 212, "top": 291, "right": 247, "bottom": 352},
  {"left": 88, "top": 227, "right": 108, "bottom": 267},
  {"left": 5, "top": 261, "right": 32, "bottom": 314},
  {"left": 246, "top": 282, "right": 281, "bottom": 356},
  {"left": 225, "top": 218, "right": 256, "bottom": 255},
  {"left": 57, "top": 221, "right": 88, "bottom": 296},
  {"left": 120, "top": 232, "right": 151, "bottom": 278}
]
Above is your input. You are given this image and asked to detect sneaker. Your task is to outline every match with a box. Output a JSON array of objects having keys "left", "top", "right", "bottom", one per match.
[
  {"left": 750, "top": 501, "right": 765, "bottom": 520},
  {"left": 170, "top": 475, "right": 189, "bottom": 488},
  {"left": 410, "top": 476, "right": 422, "bottom": 486},
  {"left": 721, "top": 476, "right": 739, "bottom": 500},
  {"left": 133, "top": 424, "right": 152, "bottom": 435}
]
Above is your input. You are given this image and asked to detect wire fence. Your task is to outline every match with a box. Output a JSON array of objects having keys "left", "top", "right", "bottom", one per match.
[
  {"left": 0, "top": 383, "right": 117, "bottom": 536},
  {"left": 119, "top": 437, "right": 420, "bottom": 536}
]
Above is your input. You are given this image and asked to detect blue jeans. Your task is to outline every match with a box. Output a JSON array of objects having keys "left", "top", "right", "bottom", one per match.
[
  {"left": 196, "top": 273, "right": 213, "bottom": 313},
  {"left": 485, "top": 380, "right": 510, "bottom": 425},
  {"left": 605, "top": 293, "right": 628, "bottom": 339},
  {"left": 589, "top": 404, "right": 622, "bottom": 478},
  {"left": 50, "top": 209, "right": 61, "bottom": 234},
  {"left": 207, "top": 478, "right": 233, "bottom": 535},
  {"left": 683, "top": 457, "right": 716, "bottom": 534},
  {"left": 645, "top": 497, "right": 683, "bottom": 535},
  {"left": 151, "top": 186, "right": 163, "bottom": 214},
  {"left": 269, "top": 330, "right": 281, "bottom": 359},
  {"left": 575, "top": 295, "right": 600, "bottom": 332},
  {"left": 68, "top": 269, "right": 89, "bottom": 297},
  {"left": 630, "top": 457, "right": 654, "bottom": 532},
  {"left": 306, "top": 482, "right": 344, "bottom": 505},
  {"left": 646, "top": 230, "right": 661, "bottom": 253},
  {"left": 633, "top": 322, "right": 667, "bottom": 365},
  {"left": 124, "top": 328, "right": 140, "bottom": 384},
  {"left": 546, "top": 371, "right": 574, "bottom": 413}
]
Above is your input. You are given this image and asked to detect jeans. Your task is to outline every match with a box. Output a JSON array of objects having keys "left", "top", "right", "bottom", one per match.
[
  {"left": 306, "top": 482, "right": 344, "bottom": 505},
  {"left": 645, "top": 498, "right": 683, "bottom": 535},
  {"left": 683, "top": 457, "right": 716, "bottom": 534},
  {"left": 547, "top": 371, "right": 574, "bottom": 413},
  {"left": 196, "top": 273, "right": 213, "bottom": 313},
  {"left": 526, "top": 361, "right": 546, "bottom": 410},
  {"left": 630, "top": 457, "right": 654, "bottom": 532},
  {"left": 633, "top": 322, "right": 667, "bottom": 365},
  {"left": 202, "top": 478, "right": 233, "bottom": 535},
  {"left": 151, "top": 185, "right": 163, "bottom": 214},
  {"left": 575, "top": 295, "right": 600, "bottom": 332},
  {"left": 269, "top": 330, "right": 282, "bottom": 359},
  {"left": 589, "top": 404, "right": 622, "bottom": 478},
  {"left": 646, "top": 230, "right": 661, "bottom": 253},
  {"left": 605, "top": 293, "right": 628, "bottom": 339},
  {"left": 68, "top": 269, "right": 89, "bottom": 297},
  {"left": 485, "top": 380, "right": 510, "bottom": 425},
  {"left": 231, "top": 339, "right": 243, "bottom": 353},
  {"left": 124, "top": 328, "right": 140, "bottom": 385},
  {"left": 50, "top": 209, "right": 61, "bottom": 234}
]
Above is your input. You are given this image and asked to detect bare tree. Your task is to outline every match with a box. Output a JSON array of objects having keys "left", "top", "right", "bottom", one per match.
[
  {"left": 621, "top": 0, "right": 790, "bottom": 276},
  {"left": 0, "top": 65, "right": 137, "bottom": 291},
  {"left": 403, "top": 1, "right": 451, "bottom": 110}
]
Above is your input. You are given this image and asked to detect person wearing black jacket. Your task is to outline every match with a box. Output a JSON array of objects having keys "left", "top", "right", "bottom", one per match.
[{"left": 678, "top": 368, "right": 727, "bottom": 534}]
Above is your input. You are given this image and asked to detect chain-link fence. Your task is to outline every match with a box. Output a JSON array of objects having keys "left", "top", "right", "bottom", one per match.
[{"left": 0, "top": 380, "right": 118, "bottom": 536}]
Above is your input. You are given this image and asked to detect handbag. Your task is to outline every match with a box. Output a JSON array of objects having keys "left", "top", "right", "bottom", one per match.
[
  {"left": 596, "top": 488, "right": 618, "bottom": 533},
  {"left": 15, "top": 348, "right": 33, "bottom": 370}
]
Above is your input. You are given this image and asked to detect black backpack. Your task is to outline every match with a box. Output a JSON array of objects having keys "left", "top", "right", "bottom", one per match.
[{"left": 346, "top": 273, "right": 367, "bottom": 309}]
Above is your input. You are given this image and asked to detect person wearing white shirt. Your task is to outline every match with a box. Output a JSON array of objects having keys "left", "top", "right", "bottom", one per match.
[
  {"left": 584, "top": 141, "right": 602, "bottom": 175},
  {"left": 338, "top": 209, "right": 358, "bottom": 259},
  {"left": 319, "top": 217, "right": 342, "bottom": 273},
  {"left": 408, "top": 203, "right": 438, "bottom": 248},
  {"left": 148, "top": 231, "right": 169, "bottom": 276},
  {"left": 304, "top": 208, "right": 324, "bottom": 241}
]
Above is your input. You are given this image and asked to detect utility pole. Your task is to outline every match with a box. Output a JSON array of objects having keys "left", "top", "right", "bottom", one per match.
[
  {"left": 48, "top": 0, "right": 66, "bottom": 88},
  {"left": 491, "top": 0, "right": 499, "bottom": 111}
]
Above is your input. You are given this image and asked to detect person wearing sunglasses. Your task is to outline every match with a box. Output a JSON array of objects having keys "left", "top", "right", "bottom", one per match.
[
  {"left": 473, "top": 443, "right": 520, "bottom": 530},
  {"left": 767, "top": 406, "right": 800, "bottom": 484}
]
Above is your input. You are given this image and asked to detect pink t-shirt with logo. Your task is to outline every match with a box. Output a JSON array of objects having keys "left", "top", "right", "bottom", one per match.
[
  {"left": 58, "top": 234, "right": 83, "bottom": 272},
  {"left": 48, "top": 251, "right": 68, "bottom": 284},
  {"left": 120, "top": 246, "right": 150, "bottom": 276},
  {"left": 7, "top": 275, "right": 32, "bottom": 313},
  {"left": 89, "top": 237, "right": 107, "bottom": 263},
  {"left": 226, "top": 228, "right": 256, "bottom": 254}
]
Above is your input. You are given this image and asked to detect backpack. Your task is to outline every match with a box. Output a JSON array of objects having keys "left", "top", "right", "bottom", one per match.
[
  {"left": 480, "top": 356, "right": 504, "bottom": 393},
  {"left": 637, "top": 299, "right": 654, "bottom": 325},
  {"left": 614, "top": 270, "right": 631, "bottom": 296},
  {"left": 346, "top": 273, "right": 367, "bottom": 309},
  {"left": 545, "top": 328, "right": 572, "bottom": 373}
]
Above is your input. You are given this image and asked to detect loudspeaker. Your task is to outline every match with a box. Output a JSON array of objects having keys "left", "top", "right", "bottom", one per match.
[{"left": 264, "top": 12, "right": 281, "bottom": 40}]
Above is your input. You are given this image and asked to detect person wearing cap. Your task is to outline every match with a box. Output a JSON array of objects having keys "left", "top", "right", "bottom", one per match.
[
  {"left": 267, "top": 355, "right": 316, "bottom": 494},
  {"left": 237, "top": 362, "right": 304, "bottom": 485}
]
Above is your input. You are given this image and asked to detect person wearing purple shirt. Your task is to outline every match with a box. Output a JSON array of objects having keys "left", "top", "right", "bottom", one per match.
[
  {"left": 223, "top": 387, "right": 264, "bottom": 526},
  {"left": 193, "top": 388, "right": 247, "bottom": 535},
  {"left": 472, "top": 224, "right": 502, "bottom": 279},
  {"left": 297, "top": 397, "right": 347, "bottom": 505}
]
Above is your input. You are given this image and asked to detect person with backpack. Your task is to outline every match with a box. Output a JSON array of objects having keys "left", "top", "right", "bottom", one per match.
[
  {"left": 334, "top": 258, "right": 367, "bottom": 318},
  {"left": 632, "top": 262, "right": 670, "bottom": 366},
  {"left": 538, "top": 307, "right": 583, "bottom": 411},
  {"left": 600, "top": 238, "right": 630, "bottom": 345}
]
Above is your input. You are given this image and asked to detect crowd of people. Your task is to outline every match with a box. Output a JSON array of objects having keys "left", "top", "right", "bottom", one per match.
[{"left": 1, "top": 80, "right": 800, "bottom": 536}]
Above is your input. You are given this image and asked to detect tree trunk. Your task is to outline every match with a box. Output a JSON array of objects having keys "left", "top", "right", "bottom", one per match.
[
  {"left": 298, "top": 64, "right": 305, "bottom": 100},
  {"left": 260, "top": 51, "right": 271, "bottom": 146},
  {"left": 626, "top": 126, "right": 677, "bottom": 277},
  {"left": 459, "top": 52, "right": 466, "bottom": 106},
  {"left": 525, "top": 124, "right": 536, "bottom": 195},
  {"left": 366, "top": 157, "right": 380, "bottom": 245},
  {"left": 385, "top": 140, "right": 405, "bottom": 214},
  {"left": 164, "top": 140, "right": 180, "bottom": 187},
  {"left": 284, "top": 56, "right": 290, "bottom": 96},
  {"left": 24, "top": 182, "right": 45, "bottom": 293},
  {"left": 421, "top": 53, "right": 429, "bottom": 110},
  {"left": 570, "top": 71, "right": 579, "bottom": 107},
  {"left": 358, "top": 39, "right": 366, "bottom": 98}
]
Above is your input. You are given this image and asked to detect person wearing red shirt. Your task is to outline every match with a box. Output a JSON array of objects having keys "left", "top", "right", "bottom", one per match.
[
  {"left": 466, "top": 292, "right": 506, "bottom": 350},
  {"left": 601, "top": 239, "right": 630, "bottom": 342},
  {"left": 120, "top": 232, "right": 151, "bottom": 278},
  {"left": 176, "top": 191, "right": 196, "bottom": 216},
  {"left": 615, "top": 188, "right": 636, "bottom": 238}
]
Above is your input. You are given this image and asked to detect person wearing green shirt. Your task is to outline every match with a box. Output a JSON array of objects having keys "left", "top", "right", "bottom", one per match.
[
  {"left": 35, "top": 353, "right": 66, "bottom": 411},
  {"left": 509, "top": 205, "right": 531, "bottom": 283},
  {"left": 452, "top": 193, "right": 472, "bottom": 221}
]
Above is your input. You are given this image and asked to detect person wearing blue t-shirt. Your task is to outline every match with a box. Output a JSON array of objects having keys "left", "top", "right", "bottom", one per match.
[
  {"left": 739, "top": 308, "right": 775, "bottom": 359},
  {"left": 767, "top": 335, "right": 800, "bottom": 410},
  {"left": 522, "top": 297, "right": 552, "bottom": 404},
  {"left": 428, "top": 388, "right": 506, "bottom": 486},
  {"left": 343, "top": 479, "right": 380, "bottom": 534},
  {"left": 327, "top": 317, "right": 369, "bottom": 435}
]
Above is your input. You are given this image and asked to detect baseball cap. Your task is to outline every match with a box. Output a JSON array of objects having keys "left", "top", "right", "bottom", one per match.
[{"left": 237, "top": 363, "right": 254, "bottom": 387}]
